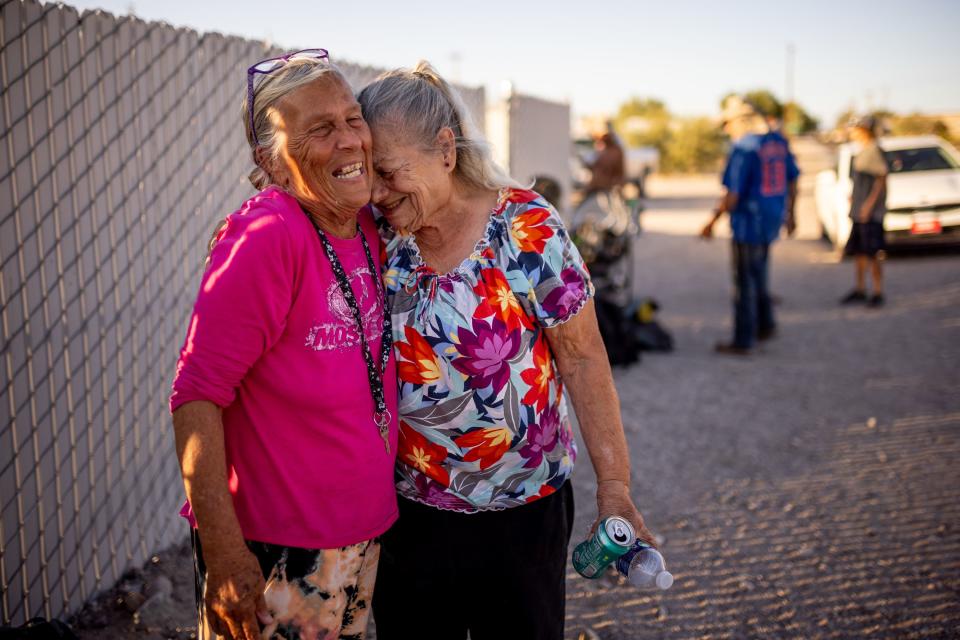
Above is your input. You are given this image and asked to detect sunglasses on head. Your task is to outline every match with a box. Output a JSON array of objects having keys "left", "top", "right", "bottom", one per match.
[{"left": 246, "top": 48, "right": 330, "bottom": 146}]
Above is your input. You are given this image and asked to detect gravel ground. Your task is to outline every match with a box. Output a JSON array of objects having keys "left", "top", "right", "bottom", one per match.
[
  {"left": 69, "top": 140, "right": 960, "bottom": 639},
  {"left": 563, "top": 142, "right": 960, "bottom": 639},
  {"left": 564, "top": 236, "right": 960, "bottom": 637}
]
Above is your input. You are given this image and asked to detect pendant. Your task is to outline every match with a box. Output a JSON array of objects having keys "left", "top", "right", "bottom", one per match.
[
  {"left": 380, "top": 426, "right": 390, "bottom": 455},
  {"left": 375, "top": 409, "right": 392, "bottom": 454}
]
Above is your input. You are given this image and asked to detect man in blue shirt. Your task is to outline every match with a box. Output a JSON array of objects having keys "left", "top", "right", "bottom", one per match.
[{"left": 701, "top": 97, "right": 799, "bottom": 355}]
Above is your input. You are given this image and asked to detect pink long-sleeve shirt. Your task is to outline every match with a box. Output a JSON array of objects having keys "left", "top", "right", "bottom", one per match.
[{"left": 170, "top": 186, "right": 398, "bottom": 549}]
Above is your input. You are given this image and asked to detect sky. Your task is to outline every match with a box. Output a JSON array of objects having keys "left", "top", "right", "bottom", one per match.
[{"left": 64, "top": 0, "right": 960, "bottom": 126}]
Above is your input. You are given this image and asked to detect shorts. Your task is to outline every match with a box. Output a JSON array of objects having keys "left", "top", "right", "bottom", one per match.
[
  {"left": 845, "top": 221, "right": 886, "bottom": 257},
  {"left": 192, "top": 529, "right": 379, "bottom": 639}
]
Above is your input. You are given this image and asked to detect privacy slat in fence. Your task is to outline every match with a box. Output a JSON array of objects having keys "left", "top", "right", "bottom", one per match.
[{"left": 0, "top": 0, "right": 485, "bottom": 625}]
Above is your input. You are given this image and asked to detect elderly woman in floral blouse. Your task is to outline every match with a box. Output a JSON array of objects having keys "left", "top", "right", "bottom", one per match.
[{"left": 358, "top": 62, "right": 658, "bottom": 640}]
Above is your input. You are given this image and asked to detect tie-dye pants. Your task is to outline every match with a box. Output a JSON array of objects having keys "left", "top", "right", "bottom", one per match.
[{"left": 192, "top": 530, "right": 380, "bottom": 639}]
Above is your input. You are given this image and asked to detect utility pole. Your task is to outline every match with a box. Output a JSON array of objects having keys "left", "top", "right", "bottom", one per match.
[
  {"left": 785, "top": 42, "right": 795, "bottom": 131},
  {"left": 786, "top": 43, "right": 795, "bottom": 104}
]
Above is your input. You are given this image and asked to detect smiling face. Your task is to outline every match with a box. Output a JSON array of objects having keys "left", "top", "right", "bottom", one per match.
[
  {"left": 268, "top": 73, "right": 373, "bottom": 217},
  {"left": 369, "top": 124, "right": 455, "bottom": 233}
]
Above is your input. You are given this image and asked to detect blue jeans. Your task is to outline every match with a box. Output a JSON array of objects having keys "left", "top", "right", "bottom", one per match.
[{"left": 731, "top": 241, "right": 774, "bottom": 348}]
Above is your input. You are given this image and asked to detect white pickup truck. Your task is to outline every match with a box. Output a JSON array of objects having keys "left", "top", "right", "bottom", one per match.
[{"left": 815, "top": 135, "right": 960, "bottom": 248}]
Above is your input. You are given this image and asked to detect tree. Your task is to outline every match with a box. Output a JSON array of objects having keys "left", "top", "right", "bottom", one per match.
[
  {"left": 890, "top": 113, "right": 950, "bottom": 139},
  {"left": 721, "top": 89, "right": 783, "bottom": 119},
  {"left": 616, "top": 97, "right": 669, "bottom": 121},
  {"left": 830, "top": 109, "right": 951, "bottom": 140},
  {"left": 614, "top": 97, "right": 672, "bottom": 157},
  {"left": 612, "top": 97, "right": 725, "bottom": 173},
  {"left": 662, "top": 118, "right": 726, "bottom": 173},
  {"left": 783, "top": 101, "right": 819, "bottom": 134},
  {"left": 834, "top": 108, "right": 857, "bottom": 130},
  {"left": 744, "top": 90, "right": 783, "bottom": 120},
  {"left": 722, "top": 89, "right": 818, "bottom": 134}
]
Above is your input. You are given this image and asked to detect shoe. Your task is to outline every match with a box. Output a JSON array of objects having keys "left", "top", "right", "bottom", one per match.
[
  {"left": 868, "top": 293, "right": 885, "bottom": 307},
  {"left": 714, "top": 342, "right": 751, "bottom": 356},
  {"left": 757, "top": 327, "right": 777, "bottom": 342},
  {"left": 840, "top": 290, "right": 867, "bottom": 304}
]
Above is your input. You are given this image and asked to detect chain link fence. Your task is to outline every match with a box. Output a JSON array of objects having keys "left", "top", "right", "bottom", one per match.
[{"left": 0, "top": 0, "right": 483, "bottom": 625}]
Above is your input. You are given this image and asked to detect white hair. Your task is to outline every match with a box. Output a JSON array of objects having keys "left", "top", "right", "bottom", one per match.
[
  {"left": 241, "top": 57, "right": 348, "bottom": 190},
  {"left": 357, "top": 61, "right": 521, "bottom": 192}
]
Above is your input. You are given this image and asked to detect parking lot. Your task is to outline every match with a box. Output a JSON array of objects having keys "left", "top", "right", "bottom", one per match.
[{"left": 564, "top": 142, "right": 960, "bottom": 638}]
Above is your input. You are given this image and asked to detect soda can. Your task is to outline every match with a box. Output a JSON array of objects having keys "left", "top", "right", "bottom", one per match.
[{"left": 572, "top": 515, "right": 635, "bottom": 578}]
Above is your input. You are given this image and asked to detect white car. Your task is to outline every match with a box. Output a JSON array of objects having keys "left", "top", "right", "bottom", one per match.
[{"left": 815, "top": 135, "right": 960, "bottom": 248}]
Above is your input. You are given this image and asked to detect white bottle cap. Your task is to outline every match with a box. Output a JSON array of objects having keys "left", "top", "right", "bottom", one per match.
[{"left": 656, "top": 571, "right": 674, "bottom": 590}]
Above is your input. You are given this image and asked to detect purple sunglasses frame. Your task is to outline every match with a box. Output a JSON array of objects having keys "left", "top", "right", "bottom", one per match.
[{"left": 246, "top": 48, "right": 329, "bottom": 146}]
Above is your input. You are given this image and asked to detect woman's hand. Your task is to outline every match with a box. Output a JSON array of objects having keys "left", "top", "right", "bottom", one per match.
[
  {"left": 594, "top": 479, "right": 656, "bottom": 547},
  {"left": 203, "top": 545, "right": 272, "bottom": 640},
  {"left": 173, "top": 401, "right": 273, "bottom": 638},
  {"left": 546, "top": 301, "right": 659, "bottom": 549}
]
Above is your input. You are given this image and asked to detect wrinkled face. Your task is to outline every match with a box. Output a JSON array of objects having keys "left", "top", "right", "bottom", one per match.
[
  {"left": 370, "top": 125, "right": 453, "bottom": 233},
  {"left": 269, "top": 74, "right": 372, "bottom": 215}
]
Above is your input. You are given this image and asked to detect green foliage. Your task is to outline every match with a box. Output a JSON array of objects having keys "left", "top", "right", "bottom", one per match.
[
  {"left": 611, "top": 89, "right": 819, "bottom": 174},
  {"left": 720, "top": 89, "right": 782, "bottom": 119},
  {"left": 890, "top": 113, "right": 950, "bottom": 139},
  {"left": 614, "top": 97, "right": 672, "bottom": 157},
  {"left": 745, "top": 90, "right": 783, "bottom": 120},
  {"left": 834, "top": 108, "right": 857, "bottom": 130},
  {"left": 614, "top": 96, "right": 726, "bottom": 173},
  {"left": 783, "top": 101, "right": 819, "bottom": 135},
  {"left": 720, "top": 89, "right": 818, "bottom": 134},
  {"left": 831, "top": 110, "right": 957, "bottom": 146},
  {"left": 662, "top": 118, "right": 726, "bottom": 173},
  {"left": 617, "top": 97, "right": 669, "bottom": 120}
]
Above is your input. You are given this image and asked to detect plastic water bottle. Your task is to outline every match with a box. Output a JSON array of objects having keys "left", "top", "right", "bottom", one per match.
[{"left": 615, "top": 540, "right": 674, "bottom": 590}]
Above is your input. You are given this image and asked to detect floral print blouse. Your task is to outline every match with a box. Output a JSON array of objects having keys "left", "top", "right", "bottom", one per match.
[{"left": 378, "top": 188, "right": 595, "bottom": 512}]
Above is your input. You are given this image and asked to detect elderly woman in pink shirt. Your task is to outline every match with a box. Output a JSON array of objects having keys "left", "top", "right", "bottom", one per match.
[{"left": 170, "top": 51, "right": 396, "bottom": 640}]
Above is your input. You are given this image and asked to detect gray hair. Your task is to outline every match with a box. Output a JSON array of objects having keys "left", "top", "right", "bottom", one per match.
[
  {"left": 357, "top": 61, "right": 521, "bottom": 192},
  {"left": 241, "top": 56, "right": 347, "bottom": 190}
]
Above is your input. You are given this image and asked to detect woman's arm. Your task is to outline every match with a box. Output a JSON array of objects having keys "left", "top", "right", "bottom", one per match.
[
  {"left": 173, "top": 401, "right": 271, "bottom": 640},
  {"left": 545, "top": 300, "right": 656, "bottom": 545}
]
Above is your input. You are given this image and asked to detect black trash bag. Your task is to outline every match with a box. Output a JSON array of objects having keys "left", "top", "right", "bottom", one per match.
[
  {"left": 594, "top": 295, "right": 641, "bottom": 367},
  {"left": 632, "top": 320, "right": 674, "bottom": 352},
  {"left": 0, "top": 618, "right": 78, "bottom": 640},
  {"left": 625, "top": 298, "right": 674, "bottom": 352}
]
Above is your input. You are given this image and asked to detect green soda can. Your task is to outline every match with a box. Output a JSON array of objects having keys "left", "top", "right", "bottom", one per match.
[{"left": 572, "top": 515, "right": 635, "bottom": 578}]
